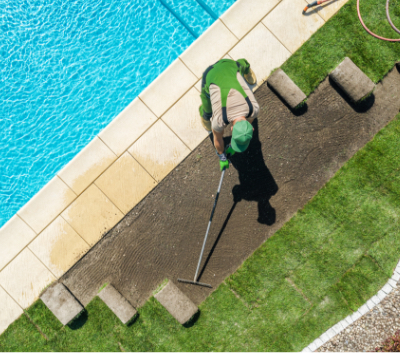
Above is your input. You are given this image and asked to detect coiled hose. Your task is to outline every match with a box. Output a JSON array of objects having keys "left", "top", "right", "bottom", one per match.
[{"left": 303, "top": 0, "right": 400, "bottom": 41}]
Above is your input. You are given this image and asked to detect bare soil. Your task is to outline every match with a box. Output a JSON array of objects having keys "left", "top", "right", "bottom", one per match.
[{"left": 62, "top": 67, "right": 400, "bottom": 308}]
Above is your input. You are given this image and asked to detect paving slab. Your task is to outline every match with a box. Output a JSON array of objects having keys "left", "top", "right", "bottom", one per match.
[
  {"left": 262, "top": 0, "right": 325, "bottom": 53},
  {"left": 0, "top": 215, "right": 36, "bottom": 272},
  {"left": 0, "top": 248, "right": 56, "bottom": 308},
  {"left": 128, "top": 120, "right": 190, "bottom": 182},
  {"left": 306, "top": 0, "right": 350, "bottom": 21},
  {"left": 61, "top": 184, "right": 124, "bottom": 246},
  {"left": 329, "top": 57, "right": 375, "bottom": 102},
  {"left": 18, "top": 176, "right": 76, "bottom": 234},
  {"left": 154, "top": 281, "right": 198, "bottom": 325},
  {"left": 267, "top": 68, "right": 307, "bottom": 108},
  {"left": 180, "top": 20, "right": 238, "bottom": 78},
  {"left": 229, "top": 23, "right": 291, "bottom": 88},
  {"left": 98, "top": 284, "right": 137, "bottom": 324},
  {"left": 221, "top": 0, "right": 280, "bottom": 39},
  {"left": 41, "top": 283, "right": 83, "bottom": 326},
  {"left": 58, "top": 137, "right": 117, "bottom": 195},
  {"left": 29, "top": 216, "right": 90, "bottom": 278},
  {"left": 162, "top": 87, "right": 209, "bottom": 150},
  {"left": 61, "top": 68, "right": 400, "bottom": 307},
  {"left": 139, "top": 58, "right": 197, "bottom": 118},
  {"left": 95, "top": 152, "right": 157, "bottom": 214},
  {"left": 0, "top": 286, "right": 24, "bottom": 335},
  {"left": 98, "top": 98, "right": 158, "bottom": 157}
]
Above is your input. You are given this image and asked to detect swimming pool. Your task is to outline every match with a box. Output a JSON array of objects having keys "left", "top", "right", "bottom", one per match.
[{"left": 0, "top": 0, "right": 236, "bottom": 228}]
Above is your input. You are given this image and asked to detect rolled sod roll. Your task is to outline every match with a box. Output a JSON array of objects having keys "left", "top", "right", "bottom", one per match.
[
  {"left": 154, "top": 280, "right": 198, "bottom": 325},
  {"left": 330, "top": 57, "right": 375, "bottom": 102},
  {"left": 267, "top": 68, "right": 307, "bottom": 109}
]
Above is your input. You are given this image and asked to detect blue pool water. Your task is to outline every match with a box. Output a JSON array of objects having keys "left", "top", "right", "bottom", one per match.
[{"left": 0, "top": 0, "right": 236, "bottom": 228}]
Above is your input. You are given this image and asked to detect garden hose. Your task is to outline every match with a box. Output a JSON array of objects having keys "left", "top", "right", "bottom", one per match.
[{"left": 303, "top": 0, "right": 400, "bottom": 41}]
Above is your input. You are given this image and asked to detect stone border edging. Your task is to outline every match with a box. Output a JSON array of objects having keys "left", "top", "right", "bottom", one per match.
[{"left": 302, "top": 260, "right": 400, "bottom": 352}]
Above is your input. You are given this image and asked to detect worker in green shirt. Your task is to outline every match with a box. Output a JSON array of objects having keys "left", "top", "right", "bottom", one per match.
[{"left": 199, "top": 58, "right": 259, "bottom": 171}]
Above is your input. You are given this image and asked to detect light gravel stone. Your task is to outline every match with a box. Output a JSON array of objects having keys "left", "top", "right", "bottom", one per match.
[
  {"left": 317, "top": 282, "right": 400, "bottom": 352},
  {"left": 382, "top": 283, "right": 393, "bottom": 294}
]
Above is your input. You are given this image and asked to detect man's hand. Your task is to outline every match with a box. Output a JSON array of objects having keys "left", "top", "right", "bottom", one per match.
[
  {"left": 216, "top": 152, "right": 229, "bottom": 171},
  {"left": 225, "top": 145, "right": 236, "bottom": 158}
]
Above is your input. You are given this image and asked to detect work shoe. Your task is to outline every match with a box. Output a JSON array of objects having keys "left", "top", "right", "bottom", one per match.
[
  {"left": 200, "top": 116, "right": 212, "bottom": 132},
  {"left": 244, "top": 67, "right": 257, "bottom": 85}
]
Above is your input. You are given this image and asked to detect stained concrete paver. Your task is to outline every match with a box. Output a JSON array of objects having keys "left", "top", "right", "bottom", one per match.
[
  {"left": 61, "top": 184, "right": 124, "bottom": 246},
  {"left": 128, "top": 120, "right": 190, "bottom": 182},
  {"left": 29, "top": 216, "right": 90, "bottom": 278},
  {"left": 58, "top": 137, "right": 117, "bottom": 195},
  {"left": 95, "top": 152, "right": 157, "bottom": 214}
]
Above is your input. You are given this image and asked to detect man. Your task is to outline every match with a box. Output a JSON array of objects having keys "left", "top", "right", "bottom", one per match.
[{"left": 199, "top": 58, "right": 259, "bottom": 171}]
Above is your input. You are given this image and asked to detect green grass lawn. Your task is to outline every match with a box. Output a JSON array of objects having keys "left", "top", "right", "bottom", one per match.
[
  {"left": 2, "top": 114, "right": 400, "bottom": 351},
  {"left": 2, "top": 0, "right": 400, "bottom": 350}
]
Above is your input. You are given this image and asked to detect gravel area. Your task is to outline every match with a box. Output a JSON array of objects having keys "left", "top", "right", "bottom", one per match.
[{"left": 317, "top": 282, "right": 400, "bottom": 352}]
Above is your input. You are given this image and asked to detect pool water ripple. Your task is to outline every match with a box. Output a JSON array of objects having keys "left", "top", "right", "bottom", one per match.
[{"left": 0, "top": 0, "right": 236, "bottom": 228}]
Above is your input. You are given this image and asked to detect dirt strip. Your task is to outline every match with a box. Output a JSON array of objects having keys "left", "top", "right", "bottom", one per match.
[{"left": 62, "top": 67, "right": 400, "bottom": 308}]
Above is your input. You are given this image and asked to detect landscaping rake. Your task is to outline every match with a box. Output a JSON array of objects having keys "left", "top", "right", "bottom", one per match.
[{"left": 178, "top": 167, "right": 227, "bottom": 289}]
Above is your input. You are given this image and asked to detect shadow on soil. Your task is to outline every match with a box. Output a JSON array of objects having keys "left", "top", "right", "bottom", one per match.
[{"left": 200, "top": 119, "right": 278, "bottom": 281}]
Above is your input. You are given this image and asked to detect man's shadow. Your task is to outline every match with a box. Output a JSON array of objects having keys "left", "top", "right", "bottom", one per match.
[
  {"left": 199, "top": 119, "right": 278, "bottom": 280},
  {"left": 229, "top": 119, "right": 278, "bottom": 225}
]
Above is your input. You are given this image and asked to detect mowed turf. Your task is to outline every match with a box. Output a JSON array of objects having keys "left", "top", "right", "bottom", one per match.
[
  {"left": 2, "top": 0, "right": 400, "bottom": 350},
  {"left": 3, "top": 114, "right": 400, "bottom": 351}
]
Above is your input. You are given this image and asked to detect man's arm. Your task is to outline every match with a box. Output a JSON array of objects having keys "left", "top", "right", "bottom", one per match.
[{"left": 213, "top": 129, "right": 225, "bottom": 154}]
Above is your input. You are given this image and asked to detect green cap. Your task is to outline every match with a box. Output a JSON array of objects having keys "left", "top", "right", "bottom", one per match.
[{"left": 231, "top": 120, "right": 253, "bottom": 152}]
